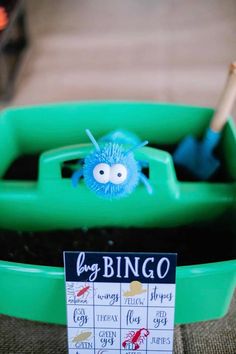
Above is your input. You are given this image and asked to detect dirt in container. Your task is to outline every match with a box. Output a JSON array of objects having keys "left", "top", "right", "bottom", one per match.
[
  {"left": 3, "top": 143, "right": 233, "bottom": 183},
  {"left": 0, "top": 216, "right": 235, "bottom": 267},
  {"left": 1, "top": 146, "right": 235, "bottom": 267}
]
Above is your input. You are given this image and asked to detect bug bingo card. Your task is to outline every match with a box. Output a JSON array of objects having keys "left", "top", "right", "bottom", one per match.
[{"left": 64, "top": 252, "right": 177, "bottom": 354}]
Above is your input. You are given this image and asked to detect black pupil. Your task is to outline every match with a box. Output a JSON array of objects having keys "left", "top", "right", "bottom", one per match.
[
  {"left": 99, "top": 170, "right": 104, "bottom": 175},
  {"left": 117, "top": 173, "right": 122, "bottom": 177}
]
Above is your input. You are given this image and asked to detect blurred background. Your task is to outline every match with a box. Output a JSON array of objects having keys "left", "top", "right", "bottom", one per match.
[{"left": 0, "top": 0, "right": 236, "bottom": 115}]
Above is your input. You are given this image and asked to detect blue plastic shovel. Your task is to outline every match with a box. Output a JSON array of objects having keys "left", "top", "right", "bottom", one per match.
[{"left": 173, "top": 62, "right": 236, "bottom": 180}]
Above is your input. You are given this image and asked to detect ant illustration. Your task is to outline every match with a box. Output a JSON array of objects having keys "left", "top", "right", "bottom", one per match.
[{"left": 71, "top": 129, "right": 152, "bottom": 199}]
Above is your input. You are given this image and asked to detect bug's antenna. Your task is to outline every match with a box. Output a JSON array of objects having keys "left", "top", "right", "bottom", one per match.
[
  {"left": 86, "top": 129, "right": 100, "bottom": 151},
  {"left": 125, "top": 140, "right": 148, "bottom": 155}
]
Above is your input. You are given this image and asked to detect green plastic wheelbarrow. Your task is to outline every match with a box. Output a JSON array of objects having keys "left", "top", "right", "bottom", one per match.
[{"left": 0, "top": 101, "right": 235, "bottom": 324}]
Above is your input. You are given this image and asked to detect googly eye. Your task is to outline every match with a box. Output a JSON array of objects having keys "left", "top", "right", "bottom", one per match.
[
  {"left": 93, "top": 163, "right": 110, "bottom": 183},
  {"left": 110, "top": 164, "right": 127, "bottom": 184}
]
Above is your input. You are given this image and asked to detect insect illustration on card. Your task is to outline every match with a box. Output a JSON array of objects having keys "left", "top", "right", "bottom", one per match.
[
  {"left": 75, "top": 282, "right": 93, "bottom": 302},
  {"left": 122, "top": 328, "right": 150, "bottom": 350},
  {"left": 71, "top": 331, "right": 92, "bottom": 347}
]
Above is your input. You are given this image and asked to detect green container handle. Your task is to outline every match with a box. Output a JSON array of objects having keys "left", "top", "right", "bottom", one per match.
[
  {"left": 0, "top": 102, "right": 234, "bottom": 231},
  {"left": 39, "top": 144, "right": 179, "bottom": 194}
]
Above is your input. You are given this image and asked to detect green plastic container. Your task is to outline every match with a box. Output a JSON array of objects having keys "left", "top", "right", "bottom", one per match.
[{"left": 0, "top": 102, "right": 235, "bottom": 324}]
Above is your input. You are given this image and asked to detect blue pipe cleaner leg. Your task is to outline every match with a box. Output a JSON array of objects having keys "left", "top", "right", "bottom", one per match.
[
  {"left": 139, "top": 173, "right": 153, "bottom": 194},
  {"left": 139, "top": 160, "right": 149, "bottom": 168},
  {"left": 71, "top": 168, "right": 84, "bottom": 187}
]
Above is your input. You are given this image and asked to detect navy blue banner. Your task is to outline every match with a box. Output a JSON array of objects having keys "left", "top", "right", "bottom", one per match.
[{"left": 64, "top": 252, "right": 177, "bottom": 284}]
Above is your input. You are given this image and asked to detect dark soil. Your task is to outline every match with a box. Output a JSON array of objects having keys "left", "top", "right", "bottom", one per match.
[
  {"left": 0, "top": 219, "right": 235, "bottom": 267},
  {"left": 3, "top": 143, "right": 232, "bottom": 182},
  {"left": 1, "top": 146, "right": 235, "bottom": 267}
]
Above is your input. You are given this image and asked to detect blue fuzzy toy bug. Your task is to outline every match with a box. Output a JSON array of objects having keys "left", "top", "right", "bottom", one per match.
[{"left": 71, "top": 129, "right": 152, "bottom": 199}]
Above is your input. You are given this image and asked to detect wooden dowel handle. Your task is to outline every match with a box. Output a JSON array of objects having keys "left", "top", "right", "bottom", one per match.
[{"left": 211, "top": 62, "right": 236, "bottom": 132}]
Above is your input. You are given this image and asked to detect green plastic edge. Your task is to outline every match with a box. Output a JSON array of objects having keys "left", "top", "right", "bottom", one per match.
[
  {"left": 0, "top": 101, "right": 235, "bottom": 231},
  {"left": 0, "top": 259, "right": 235, "bottom": 325}
]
